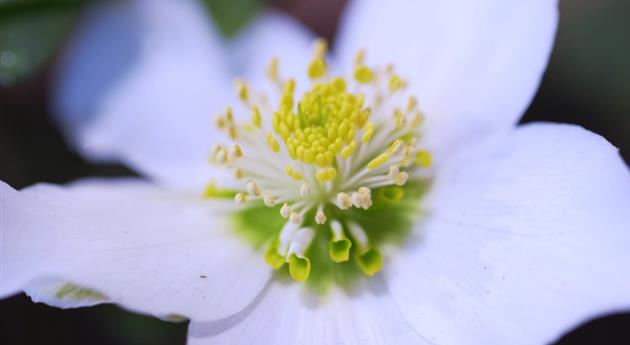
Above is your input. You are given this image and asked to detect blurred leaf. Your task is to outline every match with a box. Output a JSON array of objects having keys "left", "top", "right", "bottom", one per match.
[
  {"left": 0, "top": 0, "right": 89, "bottom": 87},
  {"left": 202, "top": 0, "right": 264, "bottom": 38}
]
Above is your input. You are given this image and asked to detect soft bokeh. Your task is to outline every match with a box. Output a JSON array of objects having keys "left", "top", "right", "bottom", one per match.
[{"left": 0, "top": 0, "right": 628, "bottom": 344}]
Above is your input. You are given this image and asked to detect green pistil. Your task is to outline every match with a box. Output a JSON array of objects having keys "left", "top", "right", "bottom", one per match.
[
  {"left": 231, "top": 180, "right": 431, "bottom": 293},
  {"left": 328, "top": 238, "right": 352, "bottom": 263},
  {"left": 356, "top": 248, "right": 383, "bottom": 277},
  {"left": 289, "top": 253, "right": 311, "bottom": 282}
]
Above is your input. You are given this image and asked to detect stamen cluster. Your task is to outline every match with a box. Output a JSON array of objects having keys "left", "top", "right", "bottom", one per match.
[{"left": 209, "top": 39, "right": 432, "bottom": 282}]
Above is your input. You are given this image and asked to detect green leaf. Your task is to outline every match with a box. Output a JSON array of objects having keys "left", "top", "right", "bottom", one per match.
[
  {"left": 0, "top": 0, "right": 88, "bottom": 87},
  {"left": 202, "top": 0, "right": 264, "bottom": 38}
]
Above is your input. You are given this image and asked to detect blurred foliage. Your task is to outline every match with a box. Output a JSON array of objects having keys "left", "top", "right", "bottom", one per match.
[
  {"left": 202, "top": 0, "right": 264, "bottom": 38},
  {"left": 0, "top": 0, "right": 265, "bottom": 87},
  {"left": 0, "top": 0, "right": 90, "bottom": 87}
]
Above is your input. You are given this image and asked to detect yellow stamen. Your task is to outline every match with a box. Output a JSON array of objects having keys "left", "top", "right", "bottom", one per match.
[
  {"left": 367, "top": 152, "right": 390, "bottom": 169},
  {"left": 266, "top": 133, "right": 281, "bottom": 153},
  {"left": 316, "top": 167, "right": 337, "bottom": 182},
  {"left": 354, "top": 65, "right": 374, "bottom": 84}
]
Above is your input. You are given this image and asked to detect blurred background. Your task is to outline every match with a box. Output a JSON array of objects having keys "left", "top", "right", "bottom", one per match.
[{"left": 0, "top": 0, "right": 628, "bottom": 344}]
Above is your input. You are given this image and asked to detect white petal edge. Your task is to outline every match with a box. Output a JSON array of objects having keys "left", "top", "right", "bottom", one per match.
[
  {"left": 0, "top": 178, "right": 271, "bottom": 322},
  {"left": 227, "top": 9, "right": 316, "bottom": 103},
  {"left": 335, "top": 0, "right": 559, "bottom": 163},
  {"left": 384, "top": 123, "right": 630, "bottom": 344},
  {"left": 188, "top": 277, "right": 430, "bottom": 345},
  {"left": 52, "top": 0, "right": 234, "bottom": 189}
]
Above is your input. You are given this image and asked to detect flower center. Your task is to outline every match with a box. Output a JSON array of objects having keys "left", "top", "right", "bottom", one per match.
[{"left": 208, "top": 39, "right": 432, "bottom": 286}]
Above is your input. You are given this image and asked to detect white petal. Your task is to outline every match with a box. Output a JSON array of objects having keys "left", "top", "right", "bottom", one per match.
[
  {"left": 52, "top": 0, "right": 233, "bottom": 188},
  {"left": 335, "top": 0, "right": 558, "bottom": 162},
  {"left": 228, "top": 10, "right": 315, "bottom": 96},
  {"left": 385, "top": 123, "right": 630, "bottom": 344},
  {"left": 188, "top": 277, "right": 428, "bottom": 345},
  {"left": 0, "top": 179, "right": 271, "bottom": 321}
]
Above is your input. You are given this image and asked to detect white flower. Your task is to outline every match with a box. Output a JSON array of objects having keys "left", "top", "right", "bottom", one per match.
[{"left": 2, "top": 0, "right": 630, "bottom": 344}]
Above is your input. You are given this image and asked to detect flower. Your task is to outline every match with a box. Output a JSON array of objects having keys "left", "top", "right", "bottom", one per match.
[{"left": 2, "top": 0, "right": 630, "bottom": 344}]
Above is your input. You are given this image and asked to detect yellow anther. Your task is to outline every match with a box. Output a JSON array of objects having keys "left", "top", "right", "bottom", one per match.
[
  {"left": 354, "top": 65, "right": 374, "bottom": 84},
  {"left": 394, "top": 109, "right": 406, "bottom": 128},
  {"left": 234, "top": 168, "right": 244, "bottom": 179},
  {"left": 336, "top": 192, "right": 352, "bottom": 210},
  {"left": 228, "top": 125, "right": 238, "bottom": 140},
  {"left": 387, "top": 139, "right": 405, "bottom": 155},
  {"left": 313, "top": 38, "right": 328, "bottom": 58},
  {"left": 234, "top": 79, "right": 248, "bottom": 103},
  {"left": 332, "top": 77, "right": 346, "bottom": 92},
  {"left": 308, "top": 58, "right": 327, "bottom": 79},
  {"left": 215, "top": 116, "right": 226, "bottom": 129},
  {"left": 354, "top": 49, "right": 365, "bottom": 66},
  {"left": 315, "top": 210, "right": 327, "bottom": 224},
  {"left": 234, "top": 193, "right": 248, "bottom": 205},
  {"left": 230, "top": 145, "right": 243, "bottom": 159},
  {"left": 389, "top": 74, "right": 406, "bottom": 92},
  {"left": 266, "top": 133, "right": 281, "bottom": 153},
  {"left": 415, "top": 150, "right": 432, "bottom": 168},
  {"left": 316, "top": 167, "right": 337, "bottom": 182},
  {"left": 280, "top": 203, "right": 292, "bottom": 218},
  {"left": 341, "top": 140, "right": 357, "bottom": 159},
  {"left": 407, "top": 96, "right": 418, "bottom": 112},
  {"left": 262, "top": 192, "right": 277, "bottom": 207},
  {"left": 358, "top": 186, "right": 371, "bottom": 196},
  {"left": 358, "top": 108, "right": 371, "bottom": 128},
  {"left": 225, "top": 107, "right": 234, "bottom": 122},
  {"left": 246, "top": 181, "right": 261, "bottom": 197},
  {"left": 412, "top": 111, "right": 425, "bottom": 127},
  {"left": 267, "top": 57, "right": 279, "bottom": 82},
  {"left": 284, "top": 78, "right": 296, "bottom": 94},
  {"left": 285, "top": 165, "right": 304, "bottom": 181},
  {"left": 280, "top": 94, "right": 293, "bottom": 112},
  {"left": 361, "top": 123, "right": 375, "bottom": 143},
  {"left": 367, "top": 152, "right": 390, "bottom": 169},
  {"left": 251, "top": 106, "right": 261, "bottom": 128}
]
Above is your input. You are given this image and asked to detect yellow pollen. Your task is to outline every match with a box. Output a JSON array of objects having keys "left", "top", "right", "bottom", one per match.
[
  {"left": 316, "top": 167, "right": 337, "bottom": 182},
  {"left": 389, "top": 74, "right": 406, "bottom": 92},
  {"left": 285, "top": 165, "right": 304, "bottom": 181},
  {"left": 387, "top": 139, "right": 405, "bottom": 155},
  {"left": 251, "top": 106, "right": 261, "bottom": 128},
  {"left": 415, "top": 150, "right": 432, "bottom": 168},
  {"left": 266, "top": 133, "right": 281, "bottom": 153},
  {"left": 231, "top": 144, "right": 243, "bottom": 158},
  {"left": 308, "top": 58, "right": 327, "bottom": 79},
  {"left": 354, "top": 49, "right": 365, "bottom": 66},
  {"left": 367, "top": 152, "right": 390, "bottom": 169},
  {"left": 354, "top": 65, "right": 374, "bottom": 84},
  {"left": 361, "top": 122, "right": 375, "bottom": 143},
  {"left": 267, "top": 57, "right": 279, "bottom": 82},
  {"left": 234, "top": 79, "right": 248, "bottom": 103},
  {"left": 407, "top": 96, "right": 417, "bottom": 112},
  {"left": 341, "top": 140, "right": 357, "bottom": 159}
]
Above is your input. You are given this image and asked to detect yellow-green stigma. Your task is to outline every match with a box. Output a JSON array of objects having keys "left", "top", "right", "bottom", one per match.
[{"left": 209, "top": 38, "right": 432, "bottom": 284}]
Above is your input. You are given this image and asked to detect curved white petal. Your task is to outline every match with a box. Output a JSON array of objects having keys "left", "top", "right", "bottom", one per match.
[
  {"left": 385, "top": 123, "right": 630, "bottom": 344},
  {"left": 0, "top": 179, "right": 271, "bottom": 321},
  {"left": 52, "top": 0, "right": 233, "bottom": 188},
  {"left": 335, "top": 0, "right": 558, "bottom": 162},
  {"left": 188, "top": 277, "right": 428, "bottom": 345},
  {"left": 228, "top": 10, "right": 315, "bottom": 100}
]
